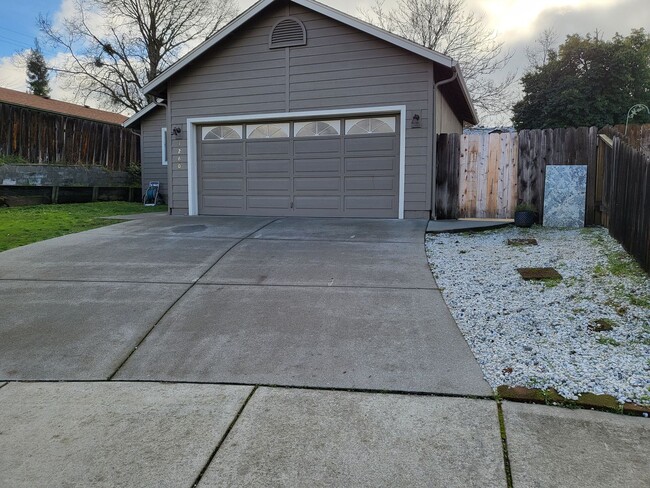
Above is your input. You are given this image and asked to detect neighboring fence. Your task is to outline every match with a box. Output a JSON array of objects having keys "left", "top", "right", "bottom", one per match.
[
  {"left": 604, "top": 123, "right": 650, "bottom": 156},
  {"left": 598, "top": 131, "right": 650, "bottom": 271},
  {"left": 0, "top": 102, "right": 139, "bottom": 171}
]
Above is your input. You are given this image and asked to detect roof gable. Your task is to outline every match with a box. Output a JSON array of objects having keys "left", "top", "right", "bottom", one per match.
[
  {"left": 142, "top": 0, "right": 477, "bottom": 124},
  {"left": 0, "top": 87, "right": 127, "bottom": 125}
]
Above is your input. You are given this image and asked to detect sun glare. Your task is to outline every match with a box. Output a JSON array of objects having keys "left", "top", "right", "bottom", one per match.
[{"left": 479, "top": 0, "right": 619, "bottom": 35}]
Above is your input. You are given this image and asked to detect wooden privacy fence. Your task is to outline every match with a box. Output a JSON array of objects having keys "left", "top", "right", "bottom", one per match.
[
  {"left": 436, "top": 127, "right": 599, "bottom": 222},
  {"left": 0, "top": 102, "right": 139, "bottom": 171},
  {"left": 598, "top": 131, "right": 650, "bottom": 271},
  {"left": 435, "top": 126, "right": 649, "bottom": 271}
]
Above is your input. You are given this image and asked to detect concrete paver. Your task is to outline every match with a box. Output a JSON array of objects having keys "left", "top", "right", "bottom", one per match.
[
  {"left": 115, "top": 284, "right": 491, "bottom": 395},
  {"left": 200, "top": 238, "right": 437, "bottom": 288},
  {"left": 0, "top": 281, "right": 188, "bottom": 380},
  {"left": 251, "top": 217, "right": 428, "bottom": 242},
  {"left": 502, "top": 401, "right": 650, "bottom": 488},
  {"left": 0, "top": 382, "right": 252, "bottom": 488},
  {"left": 198, "top": 387, "right": 506, "bottom": 487},
  {"left": 0, "top": 232, "right": 237, "bottom": 283}
]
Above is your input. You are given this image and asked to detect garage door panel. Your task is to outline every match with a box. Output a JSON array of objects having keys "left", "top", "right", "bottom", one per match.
[
  {"left": 294, "top": 138, "right": 340, "bottom": 155},
  {"left": 198, "top": 115, "right": 399, "bottom": 218},
  {"left": 294, "top": 158, "right": 340, "bottom": 173},
  {"left": 293, "top": 196, "right": 340, "bottom": 209},
  {"left": 202, "top": 178, "right": 244, "bottom": 191},
  {"left": 201, "top": 142, "right": 244, "bottom": 157},
  {"left": 345, "top": 157, "right": 395, "bottom": 172},
  {"left": 294, "top": 177, "right": 340, "bottom": 191},
  {"left": 345, "top": 136, "right": 395, "bottom": 153},
  {"left": 247, "top": 177, "right": 291, "bottom": 191},
  {"left": 345, "top": 176, "right": 395, "bottom": 191},
  {"left": 246, "top": 140, "right": 291, "bottom": 155},
  {"left": 203, "top": 195, "right": 244, "bottom": 209},
  {"left": 247, "top": 196, "right": 291, "bottom": 209},
  {"left": 247, "top": 160, "right": 291, "bottom": 173},
  {"left": 345, "top": 195, "right": 395, "bottom": 210},
  {"left": 201, "top": 161, "right": 244, "bottom": 174}
]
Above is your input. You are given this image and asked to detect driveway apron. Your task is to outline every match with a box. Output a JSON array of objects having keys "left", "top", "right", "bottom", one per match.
[
  {"left": 0, "top": 215, "right": 489, "bottom": 394},
  {"left": 113, "top": 217, "right": 491, "bottom": 395}
]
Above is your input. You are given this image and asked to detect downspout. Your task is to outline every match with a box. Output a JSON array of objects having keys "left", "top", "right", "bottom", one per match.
[{"left": 431, "top": 64, "right": 458, "bottom": 220}]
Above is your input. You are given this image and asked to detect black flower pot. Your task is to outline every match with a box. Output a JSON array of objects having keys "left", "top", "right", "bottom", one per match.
[{"left": 514, "top": 210, "right": 536, "bottom": 228}]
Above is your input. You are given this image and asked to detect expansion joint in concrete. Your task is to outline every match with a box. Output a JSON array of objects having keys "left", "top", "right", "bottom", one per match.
[
  {"left": 191, "top": 385, "right": 258, "bottom": 488},
  {"left": 106, "top": 219, "right": 281, "bottom": 380},
  {"left": 497, "top": 400, "right": 514, "bottom": 488}
]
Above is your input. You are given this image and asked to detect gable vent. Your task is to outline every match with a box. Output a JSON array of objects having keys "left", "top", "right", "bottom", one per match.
[{"left": 269, "top": 17, "right": 307, "bottom": 48}]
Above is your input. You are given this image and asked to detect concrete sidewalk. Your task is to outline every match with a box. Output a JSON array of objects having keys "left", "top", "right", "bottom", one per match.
[{"left": 0, "top": 382, "right": 647, "bottom": 488}]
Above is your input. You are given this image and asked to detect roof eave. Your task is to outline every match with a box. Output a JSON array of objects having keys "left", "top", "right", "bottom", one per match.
[
  {"left": 451, "top": 62, "right": 479, "bottom": 125},
  {"left": 123, "top": 102, "right": 160, "bottom": 128}
]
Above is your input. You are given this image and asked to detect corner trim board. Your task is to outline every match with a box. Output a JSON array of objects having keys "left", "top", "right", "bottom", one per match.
[{"left": 186, "top": 105, "right": 407, "bottom": 218}]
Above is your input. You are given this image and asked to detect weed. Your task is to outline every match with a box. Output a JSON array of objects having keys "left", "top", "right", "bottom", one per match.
[
  {"left": 597, "top": 336, "right": 621, "bottom": 346},
  {"left": 592, "top": 264, "right": 608, "bottom": 278},
  {"left": 607, "top": 251, "right": 643, "bottom": 278},
  {"left": 542, "top": 278, "right": 562, "bottom": 288},
  {"left": 0, "top": 154, "right": 30, "bottom": 165},
  {"left": 589, "top": 318, "right": 617, "bottom": 332}
]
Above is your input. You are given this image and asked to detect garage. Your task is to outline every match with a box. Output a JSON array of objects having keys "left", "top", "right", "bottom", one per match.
[
  {"left": 125, "top": 0, "right": 478, "bottom": 219},
  {"left": 197, "top": 116, "right": 400, "bottom": 218}
]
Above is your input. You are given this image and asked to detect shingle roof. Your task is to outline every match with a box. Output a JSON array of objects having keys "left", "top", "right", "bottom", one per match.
[{"left": 0, "top": 87, "right": 127, "bottom": 125}]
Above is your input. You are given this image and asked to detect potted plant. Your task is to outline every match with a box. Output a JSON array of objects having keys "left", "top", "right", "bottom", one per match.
[{"left": 514, "top": 203, "right": 537, "bottom": 228}]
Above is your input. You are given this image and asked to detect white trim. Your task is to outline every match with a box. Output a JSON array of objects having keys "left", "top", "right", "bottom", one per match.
[
  {"left": 186, "top": 105, "right": 406, "bottom": 218},
  {"left": 143, "top": 0, "right": 455, "bottom": 94},
  {"left": 123, "top": 102, "right": 158, "bottom": 128},
  {"left": 161, "top": 127, "right": 168, "bottom": 165}
]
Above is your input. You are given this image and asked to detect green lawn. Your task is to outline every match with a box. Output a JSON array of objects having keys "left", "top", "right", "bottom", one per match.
[{"left": 0, "top": 202, "right": 167, "bottom": 252}]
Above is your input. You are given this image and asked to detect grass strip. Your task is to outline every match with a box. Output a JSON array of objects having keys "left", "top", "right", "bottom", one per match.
[{"left": 0, "top": 202, "right": 166, "bottom": 252}]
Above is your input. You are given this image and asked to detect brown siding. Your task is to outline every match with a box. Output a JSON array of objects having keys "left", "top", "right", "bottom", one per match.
[{"left": 166, "top": 1, "right": 458, "bottom": 215}]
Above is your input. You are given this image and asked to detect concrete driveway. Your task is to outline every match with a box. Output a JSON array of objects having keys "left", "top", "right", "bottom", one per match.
[
  {"left": 1, "top": 215, "right": 648, "bottom": 488},
  {"left": 0, "top": 214, "right": 489, "bottom": 395}
]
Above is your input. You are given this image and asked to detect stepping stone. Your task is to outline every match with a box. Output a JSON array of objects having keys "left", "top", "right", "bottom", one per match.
[{"left": 517, "top": 267, "right": 562, "bottom": 280}]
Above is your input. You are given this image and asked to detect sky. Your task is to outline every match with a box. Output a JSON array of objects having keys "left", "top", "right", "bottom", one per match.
[{"left": 0, "top": 0, "right": 648, "bottom": 124}]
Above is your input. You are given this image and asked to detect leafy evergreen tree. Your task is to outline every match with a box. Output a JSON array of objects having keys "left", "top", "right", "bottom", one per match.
[
  {"left": 26, "top": 40, "right": 50, "bottom": 97},
  {"left": 512, "top": 29, "right": 650, "bottom": 129}
]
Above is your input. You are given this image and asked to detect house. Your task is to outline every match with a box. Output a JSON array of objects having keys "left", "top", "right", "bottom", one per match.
[
  {"left": 124, "top": 0, "right": 477, "bottom": 218},
  {"left": 0, "top": 87, "right": 127, "bottom": 126},
  {"left": 0, "top": 87, "right": 137, "bottom": 171}
]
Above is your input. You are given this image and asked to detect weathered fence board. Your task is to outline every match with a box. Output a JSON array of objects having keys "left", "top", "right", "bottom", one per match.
[
  {"left": 435, "top": 133, "right": 460, "bottom": 219},
  {"left": 457, "top": 132, "right": 519, "bottom": 219},
  {"left": 0, "top": 102, "right": 139, "bottom": 171}
]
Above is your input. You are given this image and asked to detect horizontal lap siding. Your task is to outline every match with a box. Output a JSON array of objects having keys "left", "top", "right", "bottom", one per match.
[
  {"left": 167, "top": 2, "right": 434, "bottom": 214},
  {"left": 140, "top": 107, "right": 168, "bottom": 199}
]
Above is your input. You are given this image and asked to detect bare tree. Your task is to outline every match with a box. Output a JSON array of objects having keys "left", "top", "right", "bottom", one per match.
[
  {"left": 360, "top": 0, "right": 515, "bottom": 117},
  {"left": 525, "top": 28, "right": 558, "bottom": 70},
  {"left": 38, "top": 0, "right": 238, "bottom": 113}
]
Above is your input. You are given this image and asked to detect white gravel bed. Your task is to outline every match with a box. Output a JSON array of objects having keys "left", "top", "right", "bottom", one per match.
[{"left": 425, "top": 226, "right": 650, "bottom": 406}]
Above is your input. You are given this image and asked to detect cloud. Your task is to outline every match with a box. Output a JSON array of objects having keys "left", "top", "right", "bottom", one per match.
[{"left": 0, "top": 55, "right": 27, "bottom": 92}]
